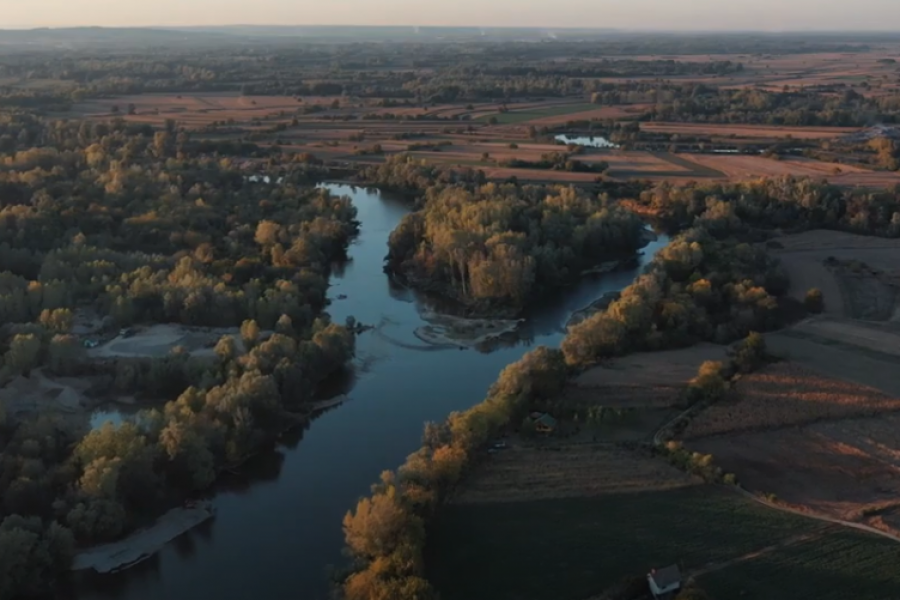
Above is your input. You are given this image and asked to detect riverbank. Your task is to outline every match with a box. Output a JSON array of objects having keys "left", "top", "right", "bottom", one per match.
[{"left": 73, "top": 502, "right": 215, "bottom": 574}]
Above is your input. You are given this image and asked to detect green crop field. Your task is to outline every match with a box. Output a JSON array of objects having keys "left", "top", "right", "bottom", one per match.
[
  {"left": 477, "top": 103, "right": 598, "bottom": 125},
  {"left": 699, "top": 530, "right": 900, "bottom": 600},
  {"left": 426, "top": 486, "right": 896, "bottom": 600}
]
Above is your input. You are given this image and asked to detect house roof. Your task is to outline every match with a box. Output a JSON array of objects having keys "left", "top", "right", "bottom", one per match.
[
  {"left": 535, "top": 414, "right": 557, "bottom": 428},
  {"left": 649, "top": 565, "right": 681, "bottom": 589}
]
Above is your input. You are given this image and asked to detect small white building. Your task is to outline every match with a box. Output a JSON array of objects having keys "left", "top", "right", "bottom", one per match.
[{"left": 648, "top": 564, "right": 682, "bottom": 600}]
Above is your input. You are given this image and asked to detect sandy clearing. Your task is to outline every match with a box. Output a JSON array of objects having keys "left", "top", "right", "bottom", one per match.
[{"left": 73, "top": 502, "right": 215, "bottom": 573}]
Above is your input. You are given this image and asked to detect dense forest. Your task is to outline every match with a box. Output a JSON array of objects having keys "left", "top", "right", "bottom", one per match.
[
  {"left": 630, "top": 177, "right": 900, "bottom": 235},
  {"left": 0, "top": 114, "right": 357, "bottom": 597},
  {"left": 385, "top": 176, "right": 646, "bottom": 315}
]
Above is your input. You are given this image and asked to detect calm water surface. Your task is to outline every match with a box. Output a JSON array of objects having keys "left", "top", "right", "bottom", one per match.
[{"left": 73, "top": 184, "right": 668, "bottom": 600}]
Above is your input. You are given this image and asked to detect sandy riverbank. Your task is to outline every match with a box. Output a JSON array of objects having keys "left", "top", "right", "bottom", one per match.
[
  {"left": 73, "top": 502, "right": 215, "bottom": 574},
  {"left": 415, "top": 311, "right": 524, "bottom": 349}
]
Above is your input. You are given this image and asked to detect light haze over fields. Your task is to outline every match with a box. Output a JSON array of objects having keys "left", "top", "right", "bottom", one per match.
[{"left": 6, "top": 0, "right": 900, "bottom": 31}]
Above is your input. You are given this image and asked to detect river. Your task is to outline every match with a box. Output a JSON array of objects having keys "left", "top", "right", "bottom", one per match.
[{"left": 72, "top": 184, "right": 668, "bottom": 600}]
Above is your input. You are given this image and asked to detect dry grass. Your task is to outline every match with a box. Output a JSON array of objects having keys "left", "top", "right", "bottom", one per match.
[
  {"left": 683, "top": 362, "right": 900, "bottom": 438},
  {"left": 454, "top": 444, "right": 695, "bottom": 504}
]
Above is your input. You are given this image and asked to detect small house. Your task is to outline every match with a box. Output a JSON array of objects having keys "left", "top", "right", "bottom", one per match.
[
  {"left": 533, "top": 413, "right": 558, "bottom": 434},
  {"left": 647, "top": 565, "right": 681, "bottom": 600}
]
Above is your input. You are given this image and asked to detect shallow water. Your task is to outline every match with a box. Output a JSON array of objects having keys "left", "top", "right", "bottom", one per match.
[{"left": 72, "top": 184, "right": 668, "bottom": 600}]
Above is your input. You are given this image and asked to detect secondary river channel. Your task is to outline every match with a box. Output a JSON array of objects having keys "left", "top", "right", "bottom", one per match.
[{"left": 73, "top": 184, "right": 668, "bottom": 600}]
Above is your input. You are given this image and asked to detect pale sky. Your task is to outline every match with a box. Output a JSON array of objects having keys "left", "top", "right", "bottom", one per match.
[{"left": 4, "top": 0, "right": 900, "bottom": 31}]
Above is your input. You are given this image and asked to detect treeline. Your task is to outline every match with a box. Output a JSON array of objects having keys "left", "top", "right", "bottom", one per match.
[
  {"left": 499, "top": 151, "right": 609, "bottom": 174},
  {"left": 643, "top": 86, "right": 900, "bottom": 127},
  {"left": 386, "top": 183, "right": 646, "bottom": 314},
  {"left": 632, "top": 176, "right": 900, "bottom": 236},
  {"left": 358, "top": 154, "right": 488, "bottom": 195},
  {"left": 0, "top": 115, "right": 360, "bottom": 596}
]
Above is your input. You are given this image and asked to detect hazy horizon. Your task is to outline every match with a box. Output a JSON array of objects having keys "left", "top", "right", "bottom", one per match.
[{"left": 6, "top": 1, "right": 900, "bottom": 32}]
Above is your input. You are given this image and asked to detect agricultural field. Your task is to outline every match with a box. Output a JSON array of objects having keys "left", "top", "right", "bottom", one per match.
[
  {"left": 429, "top": 485, "right": 900, "bottom": 600},
  {"left": 455, "top": 445, "right": 693, "bottom": 504},
  {"left": 475, "top": 103, "right": 597, "bottom": 124},
  {"left": 682, "top": 362, "right": 900, "bottom": 438},
  {"left": 692, "top": 413, "right": 900, "bottom": 531},
  {"left": 698, "top": 530, "right": 900, "bottom": 600},
  {"left": 770, "top": 230, "right": 900, "bottom": 318},
  {"left": 639, "top": 122, "right": 858, "bottom": 140},
  {"left": 686, "top": 154, "right": 900, "bottom": 186}
]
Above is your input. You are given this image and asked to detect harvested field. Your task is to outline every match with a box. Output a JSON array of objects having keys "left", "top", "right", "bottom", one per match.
[
  {"left": 575, "top": 343, "right": 729, "bottom": 388},
  {"left": 455, "top": 445, "right": 693, "bottom": 504},
  {"left": 565, "top": 344, "right": 728, "bottom": 408},
  {"left": 640, "top": 122, "right": 858, "bottom": 139},
  {"left": 789, "top": 318, "right": 900, "bottom": 359},
  {"left": 691, "top": 155, "right": 900, "bottom": 187},
  {"left": 476, "top": 103, "right": 597, "bottom": 125},
  {"left": 525, "top": 104, "right": 650, "bottom": 125},
  {"left": 72, "top": 93, "right": 323, "bottom": 127},
  {"left": 429, "top": 486, "right": 837, "bottom": 600},
  {"left": 683, "top": 362, "right": 900, "bottom": 438},
  {"left": 770, "top": 230, "right": 900, "bottom": 318},
  {"left": 766, "top": 330, "right": 900, "bottom": 397},
  {"left": 691, "top": 413, "right": 900, "bottom": 525}
]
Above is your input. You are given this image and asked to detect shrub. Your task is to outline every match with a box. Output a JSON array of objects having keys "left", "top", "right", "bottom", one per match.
[{"left": 804, "top": 287, "right": 824, "bottom": 314}]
